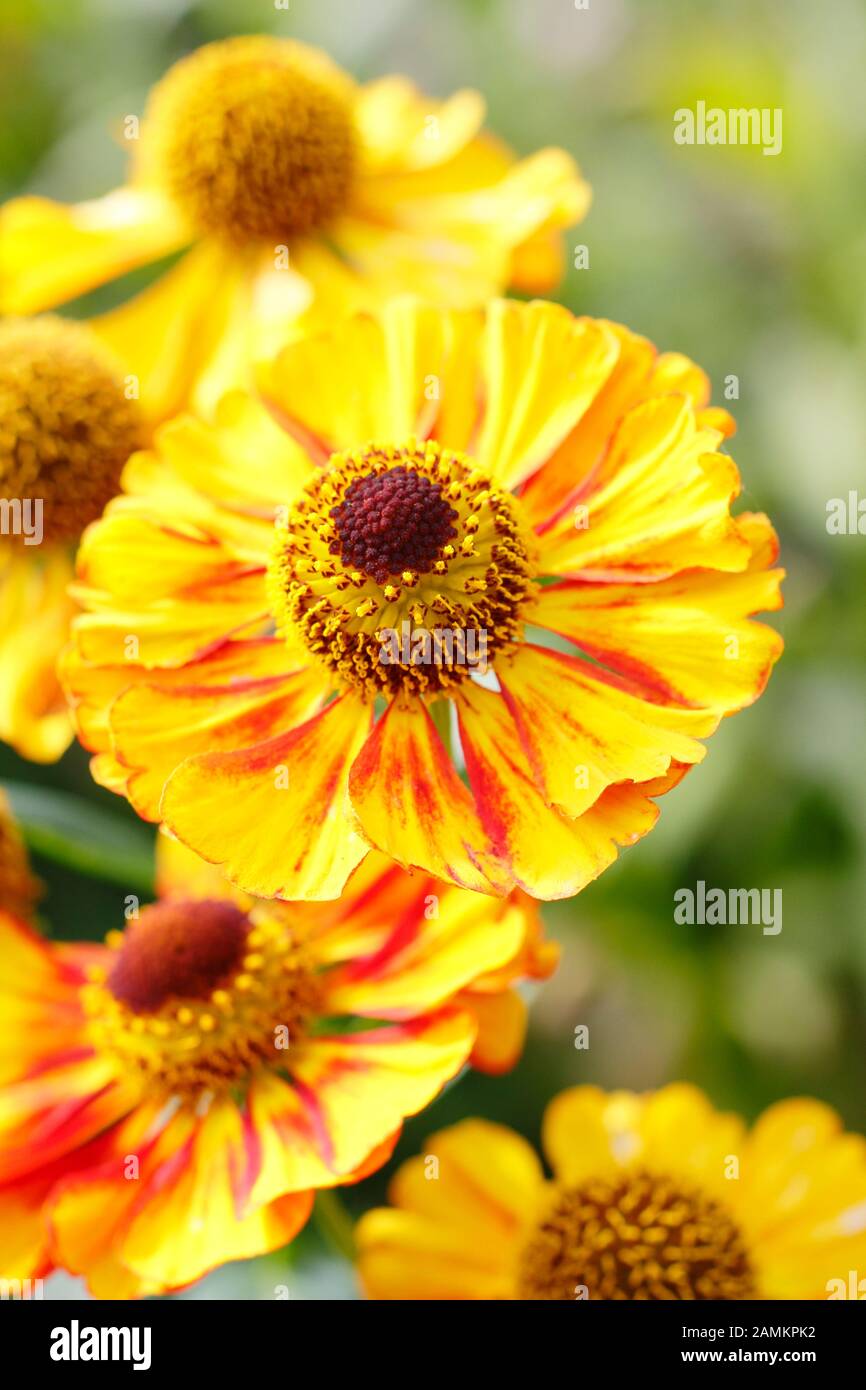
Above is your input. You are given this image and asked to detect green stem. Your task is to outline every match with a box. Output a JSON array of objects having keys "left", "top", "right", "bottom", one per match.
[
  {"left": 313, "top": 1190, "right": 357, "bottom": 1262},
  {"left": 429, "top": 699, "right": 453, "bottom": 759}
]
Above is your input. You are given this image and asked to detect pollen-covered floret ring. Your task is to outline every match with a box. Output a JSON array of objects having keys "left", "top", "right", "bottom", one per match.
[
  {"left": 517, "top": 1170, "right": 756, "bottom": 1300},
  {"left": 83, "top": 900, "right": 322, "bottom": 1096},
  {"left": 268, "top": 440, "right": 537, "bottom": 699}
]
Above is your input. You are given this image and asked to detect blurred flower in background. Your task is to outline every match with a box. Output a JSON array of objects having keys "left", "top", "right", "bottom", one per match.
[
  {"left": 357, "top": 1084, "right": 866, "bottom": 1300},
  {"left": 0, "top": 31, "right": 588, "bottom": 421}
]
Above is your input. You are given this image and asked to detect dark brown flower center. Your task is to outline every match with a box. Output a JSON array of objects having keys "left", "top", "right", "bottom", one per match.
[
  {"left": 268, "top": 440, "right": 537, "bottom": 700},
  {"left": 107, "top": 899, "right": 250, "bottom": 1014},
  {"left": 330, "top": 467, "right": 459, "bottom": 584}
]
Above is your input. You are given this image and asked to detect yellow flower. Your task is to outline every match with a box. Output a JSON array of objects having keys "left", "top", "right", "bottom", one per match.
[
  {"left": 0, "top": 35, "right": 590, "bottom": 423},
  {"left": 356, "top": 1084, "right": 866, "bottom": 1300},
  {"left": 65, "top": 299, "right": 783, "bottom": 901},
  {"left": 0, "top": 315, "right": 143, "bottom": 761},
  {"left": 0, "top": 834, "right": 553, "bottom": 1297}
]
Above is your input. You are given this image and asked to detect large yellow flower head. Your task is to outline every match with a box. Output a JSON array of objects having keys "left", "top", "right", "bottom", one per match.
[
  {"left": 0, "top": 316, "right": 142, "bottom": 762},
  {"left": 356, "top": 1085, "right": 866, "bottom": 1300},
  {"left": 65, "top": 299, "right": 783, "bottom": 903},
  {"left": 0, "top": 835, "right": 553, "bottom": 1297},
  {"left": 0, "top": 36, "right": 590, "bottom": 423}
]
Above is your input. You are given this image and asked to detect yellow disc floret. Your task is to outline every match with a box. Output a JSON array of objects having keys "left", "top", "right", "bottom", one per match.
[
  {"left": 267, "top": 439, "right": 537, "bottom": 700},
  {"left": 143, "top": 35, "right": 358, "bottom": 241},
  {"left": 0, "top": 316, "right": 142, "bottom": 545},
  {"left": 84, "top": 899, "right": 322, "bottom": 1097},
  {"left": 518, "top": 1170, "right": 756, "bottom": 1300}
]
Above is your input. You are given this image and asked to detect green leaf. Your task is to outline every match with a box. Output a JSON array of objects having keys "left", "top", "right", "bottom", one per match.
[{"left": 4, "top": 782, "right": 154, "bottom": 892}]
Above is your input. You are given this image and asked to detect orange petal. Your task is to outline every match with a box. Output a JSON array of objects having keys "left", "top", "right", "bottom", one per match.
[
  {"left": 51, "top": 1099, "right": 311, "bottom": 1295},
  {"left": 0, "top": 1054, "right": 138, "bottom": 1185},
  {"left": 287, "top": 1010, "right": 476, "bottom": 1180},
  {"left": 0, "top": 909, "right": 96, "bottom": 1085},
  {"left": 456, "top": 677, "right": 692, "bottom": 899},
  {"left": 539, "top": 395, "right": 750, "bottom": 578},
  {"left": 519, "top": 320, "right": 658, "bottom": 530},
  {"left": 530, "top": 561, "right": 784, "bottom": 712},
  {"left": 76, "top": 513, "right": 262, "bottom": 607},
  {"left": 71, "top": 570, "right": 269, "bottom": 668},
  {"left": 322, "top": 889, "right": 526, "bottom": 1020},
  {"left": 492, "top": 645, "right": 715, "bottom": 818},
  {"left": 460, "top": 988, "right": 528, "bottom": 1075},
  {"left": 162, "top": 694, "right": 372, "bottom": 900},
  {"left": 62, "top": 636, "right": 293, "bottom": 754},
  {"left": 109, "top": 664, "right": 328, "bottom": 821},
  {"left": 349, "top": 699, "right": 508, "bottom": 896},
  {"left": 0, "top": 1169, "right": 56, "bottom": 1281}
]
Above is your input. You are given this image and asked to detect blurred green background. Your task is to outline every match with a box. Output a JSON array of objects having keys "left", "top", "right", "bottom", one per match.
[{"left": 2, "top": 0, "right": 865, "bottom": 1299}]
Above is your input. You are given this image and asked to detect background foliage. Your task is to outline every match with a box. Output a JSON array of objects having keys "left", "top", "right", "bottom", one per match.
[{"left": 2, "top": 0, "right": 864, "bottom": 1298}]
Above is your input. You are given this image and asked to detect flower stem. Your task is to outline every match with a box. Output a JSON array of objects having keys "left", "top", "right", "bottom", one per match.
[{"left": 313, "top": 1190, "right": 356, "bottom": 1262}]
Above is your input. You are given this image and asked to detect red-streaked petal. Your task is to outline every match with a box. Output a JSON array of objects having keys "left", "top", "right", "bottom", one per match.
[
  {"left": 349, "top": 699, "right": 508, "bottom": 896},
  {"left": 162, "top": 694, "right": 372, "bottom": 900}
]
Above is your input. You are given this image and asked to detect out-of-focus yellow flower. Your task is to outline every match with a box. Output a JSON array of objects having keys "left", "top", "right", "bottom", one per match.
[
  {"left": 64, "top": 298, "right": 783, "bottom": 901},
  {"left": 0, "top": 35, "right": 590, "bottom": 422},
  {"left": 0, "top": 316, "right": 143, "bottom": 761},
  {"left": 356, "top": 1084, "right": 866, "bottom": 1300},
  {"left": 0, "top": 835, "right": 554, "bottom": 1297}
]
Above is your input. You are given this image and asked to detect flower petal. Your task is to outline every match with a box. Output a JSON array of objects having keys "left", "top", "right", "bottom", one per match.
[
  {"left": 529, "top": 541, "right": 784, "bottom": 712},
  {"left": 62, "top": 636, "right": 293, "bottom": 755},
  {"left": 542, "top": 1086, "right": 627, "bottom": 1184},
  {"left": 0, "top": 909, "right": 96, "bottom": 1085},
  {"left": 90, "top": 240, "right": 244, "bottom": 423},
  {"left": 349, "top": 699, "right": 508, "bottom": 895},
  {"left": 496, "top": 644, "right": 716, "bottom": 818},
  {"left": 475, "top": 301, "right": 619, "bottom": 491},
  {"left": 62, "top": 1099, "right": 314, "bottom": 1294},
  {"left": 520, "top": 323, "right": 732, "bottom": 533},
  {"left": 637, "top": 1084, "right": 747, "bottom": 1199},
  {"left": 354, "top": 78, "right": 487, "bottom": 175},
  {"left": 0, "top": 547, "right": 75, "bottom": 763},
  {"left": 71, "top": 571, "right": 269, "bottom": 668},
  {"left": 287, "top": 1010, "right": 476, "bottom": 1179},
  {"left": 265, "top": 312, "right": 394, "bottom": 455},
  {"left": 0, "top": 1054, "right": 138, "bottom": 1185},
  {"left": 109, "top": 664, "right": 328, "bottom": 821},
  {"left": 322, "top": 891, "right": 526, "bottom": 1020},
  {"left": 738, "top": 1100, "right": 866, "bottom": 1296},
  {"left": 152, "top": 390, "right": 314, "bottom": 514},
  {"left": 357, "top": 1117, "right": 543, "bottom": 1299},
  {"left": 0, "top": 187, "right": 189, "bottom": 314},
  {"left": 162, "top": 694, "right": 372, "bottom": 900},
  {"left": 460, "top": 988, "right": 528, "bottom": 1076},
  {"left": 456, "top": 676, "right": 694, "bottom": 899},
  {"left": 540, "top": 395, "right": 750, "bottom": 578}
]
